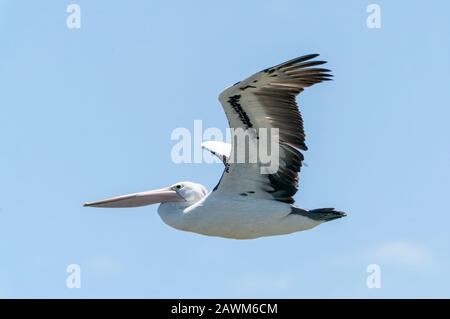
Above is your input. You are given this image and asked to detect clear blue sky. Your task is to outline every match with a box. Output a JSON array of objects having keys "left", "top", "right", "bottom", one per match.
[{"left": 1, "top": 0, "right": 449, "bottom": 298}]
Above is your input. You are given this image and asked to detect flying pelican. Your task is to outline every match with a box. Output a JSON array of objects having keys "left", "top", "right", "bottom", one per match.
[{"left": 84, "top": 54, "right": 346, "bottom": 239}]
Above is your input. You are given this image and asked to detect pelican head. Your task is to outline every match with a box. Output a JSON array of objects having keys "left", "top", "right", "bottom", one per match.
[
  {"left": 169, "top": 181, "right": 208, "bottom": 203},
  {"left": 83, "top": 181, "right": 207, "bottom": 208}
]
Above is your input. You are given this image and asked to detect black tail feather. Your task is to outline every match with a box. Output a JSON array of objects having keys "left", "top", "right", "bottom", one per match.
[{"left": 291, "top": 207, "right": 347, "bottom": 222}]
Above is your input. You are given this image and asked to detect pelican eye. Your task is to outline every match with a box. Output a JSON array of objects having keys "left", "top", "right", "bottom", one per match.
[{"left": 175, "top": 184, "right": 182, "bottom": 189}]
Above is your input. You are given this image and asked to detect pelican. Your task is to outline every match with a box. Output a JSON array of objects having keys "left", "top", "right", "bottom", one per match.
[{"left": 84, "top": 54, "right": 346, "bottom": 239}]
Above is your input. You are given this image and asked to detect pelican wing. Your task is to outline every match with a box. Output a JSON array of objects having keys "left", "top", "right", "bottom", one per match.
[
  {"left": 212, "top": 54, "right": 332, "bottom": 203},
  {"left": 201, "top": 140, "right": 231, "bottom": 164}
]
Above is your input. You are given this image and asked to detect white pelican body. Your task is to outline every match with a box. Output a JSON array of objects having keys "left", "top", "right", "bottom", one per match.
[
  {"left": 158, "top": 190, "right": 319, "bottom": 239},
  {"left": 84, "top": 54, "right": 346, "bottom": 239}
]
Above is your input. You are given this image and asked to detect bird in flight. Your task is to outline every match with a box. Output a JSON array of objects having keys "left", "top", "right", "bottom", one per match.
[{"left": 84, "top": 54, "right": 346, "bottom": 239}]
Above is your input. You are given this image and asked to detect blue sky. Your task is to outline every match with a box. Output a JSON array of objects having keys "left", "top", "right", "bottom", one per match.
[{"left": 1, "top": 0, "right": 450, "bottom": 298}]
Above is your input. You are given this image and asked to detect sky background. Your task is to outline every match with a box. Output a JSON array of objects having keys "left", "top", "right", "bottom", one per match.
[{"left": 1, "top": 0, "right": 449, "bottom": 298}]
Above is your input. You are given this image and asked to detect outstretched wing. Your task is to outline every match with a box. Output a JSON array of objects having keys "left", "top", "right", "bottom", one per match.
[
  {"left": 201, "top": 140, "right": 231, "bottom": 164},
  {"left": 211, "top": 54, "right": 332, "bottom": 204}
]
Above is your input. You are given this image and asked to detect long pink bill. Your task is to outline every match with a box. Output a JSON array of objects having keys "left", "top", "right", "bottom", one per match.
[{"left": 83, "top": 187, "right": 184, "bottom": 208}]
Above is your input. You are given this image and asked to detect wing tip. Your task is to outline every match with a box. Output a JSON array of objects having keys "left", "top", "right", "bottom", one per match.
[{"left": 307, "top": 53, "right": 320, "bottom": 59}]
